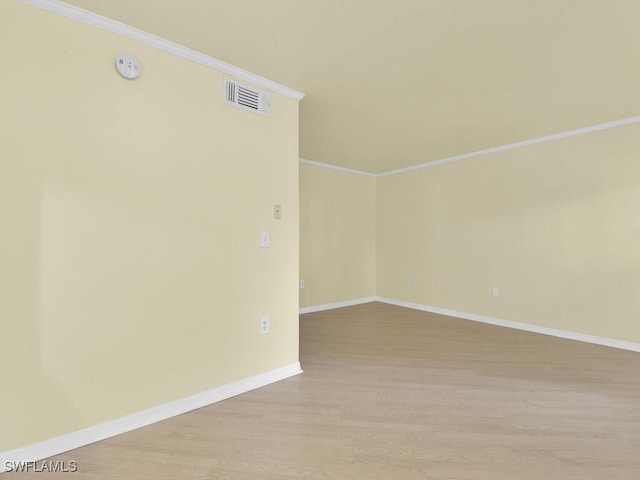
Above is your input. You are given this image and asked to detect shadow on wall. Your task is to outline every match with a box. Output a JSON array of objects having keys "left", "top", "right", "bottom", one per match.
[
  {"left": 1, "top": 178, "right": 83, "bottom": 452},
  {"left": 1, "top": 373, "right": 82, "bottom": 452}
]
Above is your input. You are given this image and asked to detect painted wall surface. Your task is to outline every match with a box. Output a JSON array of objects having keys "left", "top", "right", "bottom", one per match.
[
  {"left": 377, "top": 122, "right": 640, "bottom": 344},
  {"left": 299, "top": 164, "right": 375, "bottom": 307},
  {"left": 0, "top": 2, "right": 299, "bottom": 452}
]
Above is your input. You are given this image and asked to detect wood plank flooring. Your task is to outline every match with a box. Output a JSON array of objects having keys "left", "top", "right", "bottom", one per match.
[{"left": 21, "top": 302, "right": 640, "bottom": 478}]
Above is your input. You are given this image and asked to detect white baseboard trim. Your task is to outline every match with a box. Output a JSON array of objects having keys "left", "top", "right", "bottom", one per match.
[
  {"left": 376, "top": 297, "right": 640, "bottom": 353},
  {"left": 299, "top": 297, "right": 376, "bottom": 314},
  {"left": 0, "top": 362, "right": 302, "bottom": 471}
]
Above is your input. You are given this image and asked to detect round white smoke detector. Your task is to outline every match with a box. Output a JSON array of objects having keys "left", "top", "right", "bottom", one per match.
[{"left": 115, "top": 53, "right": 141, "bottom": 80}]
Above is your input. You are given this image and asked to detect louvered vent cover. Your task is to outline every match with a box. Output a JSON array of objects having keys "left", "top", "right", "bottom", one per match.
[{"left": 223, "top": 78, "right": 271, "bottom": 117}]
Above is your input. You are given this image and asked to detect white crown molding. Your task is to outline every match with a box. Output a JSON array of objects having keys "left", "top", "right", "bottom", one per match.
[
  {"left": 299, "top": 158, "right": 377, "bottom": 177},
  {"left": 17, "top": 0, "right": 304, "bottom": 101},
  {"left": 378, "top": 115, "right": 640, "bottom": 177},
  {"left": 376, "top": 297, "right": 640, "bottom": 353},
  {"left": 0, "top": 362, "right": 302, "bottom": 471},
  {"left": 302, "top": 114, "right": 640, "bottom": 177},
  {"left": 299, "top": 297, "right": 376, "bottom": 314}
]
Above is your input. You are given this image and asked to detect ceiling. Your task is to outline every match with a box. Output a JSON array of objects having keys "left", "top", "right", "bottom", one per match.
[{"left": 64, "top": 0, "right": 640, "bottom": 173}]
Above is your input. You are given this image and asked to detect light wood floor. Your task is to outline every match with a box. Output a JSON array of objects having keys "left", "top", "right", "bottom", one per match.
[{"left": 28, "top": 302, "right": 640, "bottom": 478}]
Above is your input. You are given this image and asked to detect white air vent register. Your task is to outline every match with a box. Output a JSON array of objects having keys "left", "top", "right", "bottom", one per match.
[{"left": 223, "top": 78, "right": 271, "bottom": 116}]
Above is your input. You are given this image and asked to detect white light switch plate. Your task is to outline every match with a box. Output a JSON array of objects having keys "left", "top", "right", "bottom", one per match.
[{"left": 260, "top": 231, "right": 270, "bottom": 248}]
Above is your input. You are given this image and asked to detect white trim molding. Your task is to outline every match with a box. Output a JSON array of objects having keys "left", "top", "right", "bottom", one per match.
[
  {"left": 17, "top": 0, "right": 304, "bottom": 101},
  {"left": 377, "top": 115, "right": 640, "bottom": 177},
  {"left": 301, "top": 115, "right": 640, "bottom": 177},
  {"left": 299, "top": 297, "right": 640, "bottom": 352},
  {"left": 376, "top": 297, "right": 640, "bottom": 353},
  {"left": 299, "top": 158, "right": 377, "bottom": 177},
  {"left": 299, "top": 297, "right": 376, "bottom": 314},
  {"left": 0, "top": 363, "right": 302, "bottom": 471}
]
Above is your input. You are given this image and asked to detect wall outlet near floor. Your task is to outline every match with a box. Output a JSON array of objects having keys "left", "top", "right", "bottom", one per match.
[
  {"left": 260, "top": 316, "right": 270, "bottom": 335},
  {"left": 299, "top": 279, "right": 305, "bottom": 289},
  {"left": 492, "top": 287, "right": 500, "bottom": 297},
  {"left": 410, "top": 278, "right": 417, "bottom": 287}
]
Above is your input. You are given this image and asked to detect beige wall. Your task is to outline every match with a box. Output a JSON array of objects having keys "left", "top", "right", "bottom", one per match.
[
  {"left": 1, "top": 2, "right": 299, "bottom": 452},
  {"left": 377, "top": 122, "right": 640, "bottom": 344},
  {"left": 299, "top": 164, "right": 375, "bottom": 307}
]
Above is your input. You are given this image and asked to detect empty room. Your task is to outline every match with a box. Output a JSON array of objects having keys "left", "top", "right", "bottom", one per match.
[{"left": 2, "top": 0, "right": 640, "bottom": 478}]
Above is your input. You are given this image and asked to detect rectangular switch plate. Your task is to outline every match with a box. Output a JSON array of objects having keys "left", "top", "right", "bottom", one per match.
[
  {"left": 273, "top": 204, "right": 282, "bottom": 220},
  {"left": 260, "top": 231, "right": 270, "bottom": 248}
]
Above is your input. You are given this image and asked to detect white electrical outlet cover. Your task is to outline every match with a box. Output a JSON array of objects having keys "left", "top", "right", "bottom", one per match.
[
  {"left": 260, "top": 316, "right": 270, "bottom": 335},
  {"left": 115, "top": 53, "right": 141, "bottom": 79}
]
